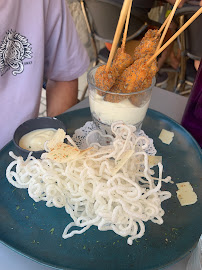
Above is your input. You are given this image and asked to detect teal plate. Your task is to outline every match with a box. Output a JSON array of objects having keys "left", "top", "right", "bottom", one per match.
[{"left": 0, "top": 108, "right": 202, "bottom": 270}]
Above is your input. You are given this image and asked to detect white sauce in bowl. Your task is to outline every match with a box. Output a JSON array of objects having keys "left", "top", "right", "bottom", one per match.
[{"left": 19, "top": 128, "right": 57, "bottom": 151}]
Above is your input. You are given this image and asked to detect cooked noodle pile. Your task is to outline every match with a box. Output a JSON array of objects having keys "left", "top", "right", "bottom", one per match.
[{"left": 6, "top": 122, "right": 171, "bottom": 245}]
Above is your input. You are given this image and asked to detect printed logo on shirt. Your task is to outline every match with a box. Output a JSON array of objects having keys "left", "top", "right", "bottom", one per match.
[{"left": 0, "top": 30, "right": 32, "bottom": 76}]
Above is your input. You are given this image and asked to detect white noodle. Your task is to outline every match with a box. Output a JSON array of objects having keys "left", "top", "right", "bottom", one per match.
[{"left": 6, "top": 122, "right": 172, "bottom": 245}]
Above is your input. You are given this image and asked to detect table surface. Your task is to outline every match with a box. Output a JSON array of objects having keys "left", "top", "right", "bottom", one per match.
[{"left": 0, "top": 87, "right": 191, "bottom": 270}]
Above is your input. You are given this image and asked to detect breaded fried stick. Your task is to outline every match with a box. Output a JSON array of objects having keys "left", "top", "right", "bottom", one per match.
[
  {"left": 95, "top": 5, "right": 134, "bottom": 95},
  {"left": 95, "top": 47, "right": 133, "bottom": 95},
  {"left": 120, "top": 56, "right": 158, "bottom": 93},
  {"left": 104, "top": 29, "right": 159, "bottom": 103},
  {"left": 134, "top": 29, "right": 160, "bottom": 61},
  {"left": 95, "top": 65, "right": 118, "bottom": 96},
  {"left": 104, "top": 56, "right": 158, "bottom": 103},
  {"left": 112, "top": 47, "right": 134, "bottom": 75}
]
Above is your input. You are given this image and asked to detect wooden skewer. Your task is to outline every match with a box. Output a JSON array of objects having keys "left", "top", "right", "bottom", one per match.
[
  {"left": 158, "top": 12, "right": 171, "bottom": 34},
  {"left": 158, "top": 0, "right": 183, "bottom": 34},
  {"left": 147, "top": 7, "right": 202, "bottom": 65},
  {"left": 156, "top": 0, "right": 181, "bottom": 52},
  {"left": 106, "top": 0, "right": 132, "bottom": 71},
  {"left": 121, "top": 0, "right": 132, "bottom": 51}
]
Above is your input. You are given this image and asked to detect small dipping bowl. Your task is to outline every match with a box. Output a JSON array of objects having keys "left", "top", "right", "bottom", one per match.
[
  {"left": 88, "top": 65, "right": 156, "bottom": 135},
  {"left": 13, "top": 117, "right": 66, "bottom": 159}
]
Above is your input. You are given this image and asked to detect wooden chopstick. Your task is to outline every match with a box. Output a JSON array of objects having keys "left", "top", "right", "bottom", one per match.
[
  {"left": 156, "top": 0, "right": 182, "bottom": 52},
  {"left": 158, "top": 13, "right": 171, "bottom": 34},
  {"left": 121, "top": 0, "right": 132, "bottom": 51},
  {"left": 147, "top": 7, "right": 202, "bottom": 65},
  {"left": 106, "top": 0, "right": 132, "bottom": 71}
]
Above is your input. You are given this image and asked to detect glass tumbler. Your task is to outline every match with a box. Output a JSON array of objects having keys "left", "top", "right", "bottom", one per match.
[{"left": 87, "top": 65, "right": 155, "bottom": 134}]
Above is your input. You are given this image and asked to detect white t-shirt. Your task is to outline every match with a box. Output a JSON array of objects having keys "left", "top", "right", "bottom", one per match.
[{"left": 0, "top": 0, "right": 90, "bottom": 149}]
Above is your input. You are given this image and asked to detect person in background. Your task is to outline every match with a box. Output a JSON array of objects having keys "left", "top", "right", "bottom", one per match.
[{"left": 0, "top": 0, "right": 90, "bottom": 150}]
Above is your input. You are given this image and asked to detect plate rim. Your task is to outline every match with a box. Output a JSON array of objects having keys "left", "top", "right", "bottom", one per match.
[{"left": 0, "top": 107, "right": 201, "bottom": 270}]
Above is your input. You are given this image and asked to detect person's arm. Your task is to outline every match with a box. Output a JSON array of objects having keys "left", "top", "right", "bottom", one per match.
[{"left": 46, "top": 79, "right": 78, "bottom": 117}]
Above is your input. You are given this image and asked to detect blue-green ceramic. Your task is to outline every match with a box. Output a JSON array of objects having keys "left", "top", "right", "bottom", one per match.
[{"left": 0, "top": 108, "right": 201, "bottom": 270}]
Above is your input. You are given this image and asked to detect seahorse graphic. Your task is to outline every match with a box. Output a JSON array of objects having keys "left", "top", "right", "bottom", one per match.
[{"left": 0, "top": 30, "right": 32, "bottom": 76}]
